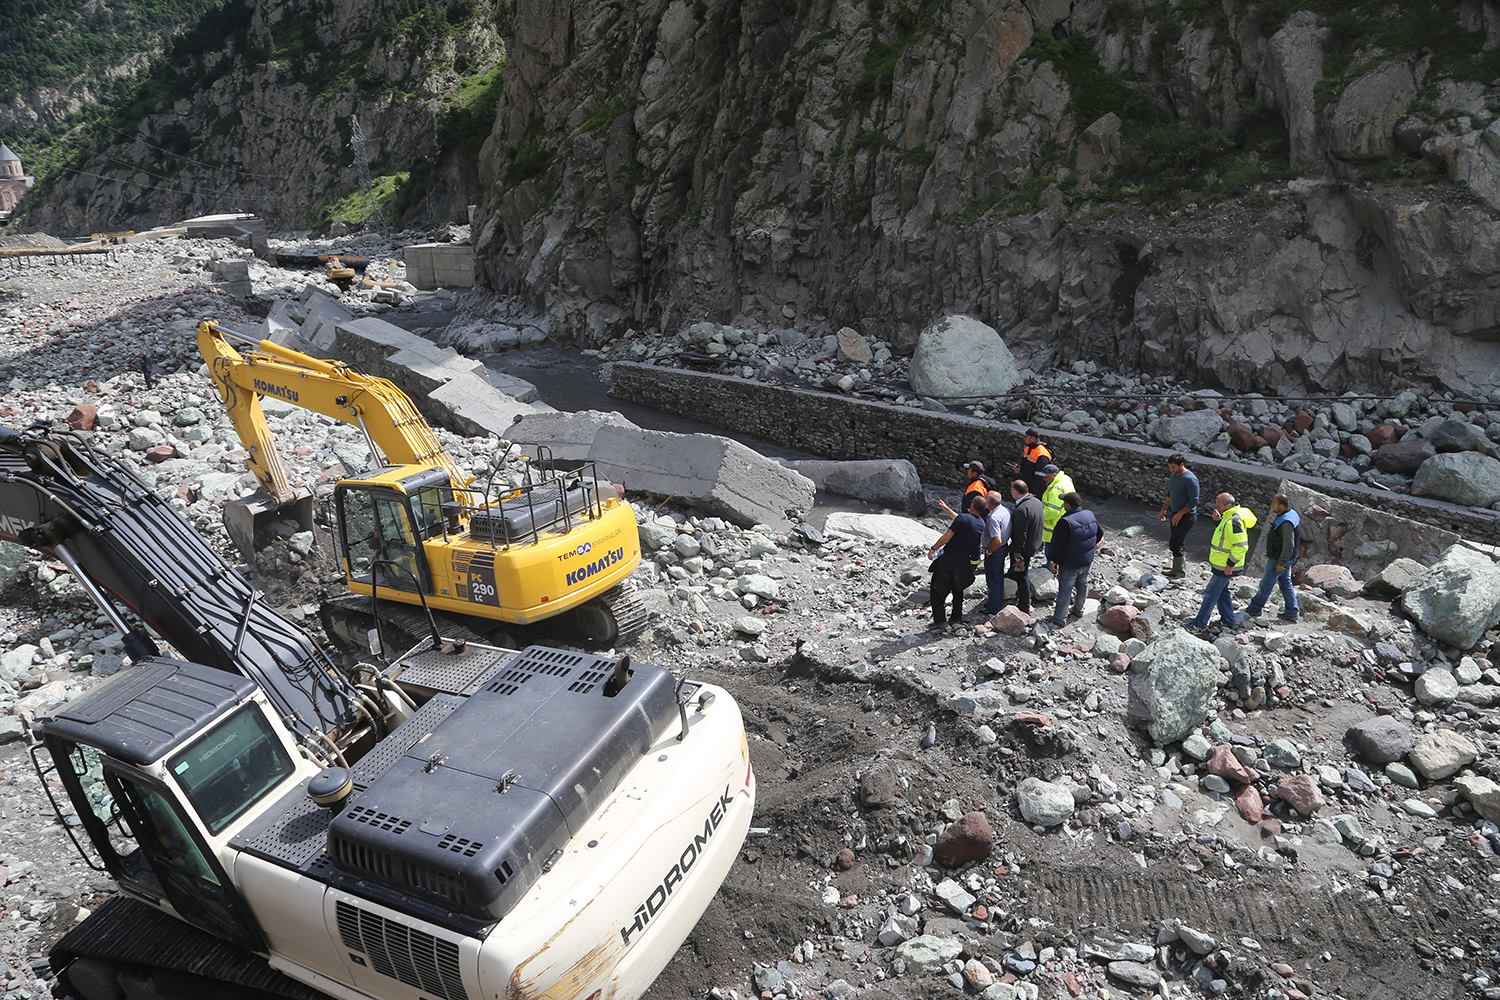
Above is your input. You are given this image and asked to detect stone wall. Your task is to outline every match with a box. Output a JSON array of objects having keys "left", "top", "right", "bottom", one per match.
[
  {"left": 611, "top": 362, "right": 1500, "bottom": 545},
  {"left": 403, "top": 243, "right": 475, "bottom": 290}
]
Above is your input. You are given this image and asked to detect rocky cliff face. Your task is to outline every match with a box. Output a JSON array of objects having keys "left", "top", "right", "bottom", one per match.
[
  {"left": 473, "top": 0, "right": 1500, "bottom": 394},
  {"left": 19, "top": 0, "right": 502, "bottom": 232}
]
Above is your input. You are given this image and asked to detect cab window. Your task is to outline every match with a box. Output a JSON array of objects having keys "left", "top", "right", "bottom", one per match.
[
  {"left": 411, "top": 485, "right": 455, "bottom": 539},
  {"left": 167, "top": 706, "right": 294, "bottom": 835}
]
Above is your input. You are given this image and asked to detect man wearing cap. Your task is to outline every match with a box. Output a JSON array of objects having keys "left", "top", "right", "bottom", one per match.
[
  {"left": 1039, "top": 464, "right": 1075, "bottom": 546},
  {"left": 939, "top": 460, "right": 991, "bottom": 518},
  {"left": 1012, "top": 430, "right": 1054, "bottom": 497},
  {"left": 927, "top": 492, "right": 986, "bottom": 629}
]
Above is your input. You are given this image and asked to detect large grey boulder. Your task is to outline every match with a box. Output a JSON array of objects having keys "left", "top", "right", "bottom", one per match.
[
  {"left": 1153, "top": 409, "right": 1224, "bottom": 449},
  {"left": 1126, "top": 630, "right": 1221, "bottom": 744},
  {"left": 1345, "top": 716, "right": 1413, "bottom": 765},
  {"left": 896, "top": 935, "right": 963, "bottom": 973},
  {"left": 1413, "top": 452, "right": 1500, "bottom": 507},
  {"left": 1408, "top": 730, "right": 1478, "bottom": 781},
  {"left": 907, "top": 315, "right": 1021, "bottom": 400},
  {"left": 589, "top": 426, "right": 814, "bottom": 528},
  {"left": 1016, "top": 777, "right": 1075, "bottom": 828},
  {"left": 1328, "top": 60, "right": 1417, "bottom": 161},
  {"left": 510, "top": 409, "right": 638, "bottom": 462},
  {"left": 1400, "top": 545, "right": 1500, "bottom": 649},
  {"left": 1428, "top": 419, "right": 1496, "bottom": 456},
  {"left": 783, "top": 458, "right": 924, "bottom": 513},
  {"left": 0, "top": 643, "right": 37, "bottom": 685},
  {"left": 825, "top": 512, "right": 940, "bottom": 549},
  {"left": 1363, "top": 557, "right": 1427, "bottom": 599},
  {"left": 1372, "top": 438, "right": 1436, "bottom": 474}
]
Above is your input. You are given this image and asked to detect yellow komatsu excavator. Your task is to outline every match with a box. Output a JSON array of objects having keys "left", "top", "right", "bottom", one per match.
[{"left": 197, "top": 320, "right": 645, "bottom": 649}]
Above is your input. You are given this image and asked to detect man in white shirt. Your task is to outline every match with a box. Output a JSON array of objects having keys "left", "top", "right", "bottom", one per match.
[{"left": 980, "top": 490, "right": 1012, "bottom": 615}]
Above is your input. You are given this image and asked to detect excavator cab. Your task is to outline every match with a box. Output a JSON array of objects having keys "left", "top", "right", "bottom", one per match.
[{"left": 33, "top": 659, "right": 311, "bottom": 954}]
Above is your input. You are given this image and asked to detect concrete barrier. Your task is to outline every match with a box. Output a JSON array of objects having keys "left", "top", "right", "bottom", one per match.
[
  {"left": 403, "top": 243, "right": 475, "bottom": 289},
  {"left": 610, "top": 362, "right": 1500, "bottom": 545}
]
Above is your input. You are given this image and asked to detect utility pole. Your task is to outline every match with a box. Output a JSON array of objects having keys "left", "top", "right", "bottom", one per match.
[{"left": 350, "top": 116, "right": 388, "bottom": 233}]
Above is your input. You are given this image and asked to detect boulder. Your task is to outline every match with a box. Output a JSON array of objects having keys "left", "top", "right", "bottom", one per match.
[
  {"left": 1400, "top": 545, "right": 1500, "bottom": 649},
  {"left": 1016, "top": 777, "right": 1075, "bottom": 828},
  {"left": 1415, "top": 668, "right": 1459, "bottom": 706},
  {"left": 1454, "top": 774, "right": 1500, "bottom": 823},
  {"left": 988, "top": 606, "right": 1033, "bottom": 636},
  {"left": 933, "top": 811, "right": 995, "bottom": 867},
  {"left": 783, "top": 459, "right": 924, "bottom": 513},
  {"left": 0, "top": 643, "right": 37, "bottom": 685},
  {"left": 1262, "top": 12, "right": 1326, "bottom": 171},
  {"left": 1301, "top": 563, "right": 1362, "bottom": 596},
  {"left": 1097, "top": 604, "right": 1139, "bottom": 636},
  {"left": 1153, "top": 409, "right": 1224, "bottom": 449},
  {"left": 896, "top": 935, "right": 963, "bottom": 973},
  {"left": 1075, "top": 112, "right": 1123, "bottom": 184},
  {"left": 907, "top": 315, "right": 1021, "bottom": 399},
  {"left": 1413, "top": 452, "right": 1500, "bottom": 507},
  {"left": 1227, "top": 421, "right": 1260, "bottom": 452},
  {"left": 825, "top": 512, "right": 940, "bottom": 549},
  {"left": 1328, "top": 59, "right": 1417, "bottom": 161},
  {"left": 834, "top": 327, "right": 873, "bottom": 363},
  {"left": 1363, "top": 557, "right": 1427, "bottom": 599},
  {"left": 509, "top": 409, "right": 638, "bottom": 462},
  {"left": 1408, "top": 729, "right": 1478, "bottom": 781},
  {"left": 1274, "top": 773, "right": 1324, "bottom": 817},
  {"left": 1126, "top": 630, "right": 1220, "bottom": 744},
  {"left": 1346, "top": 716, "right": 1413, "bottom": 764},
  {"left": 590, "top": 425, "right": 815, "bottom": 528},
  {"left": 1371, "top": 438, "right": 1436, "bottom": 474},
  {"left": 1428, "top": 419, "right": 1495, "bottom": 456},
  {"left": 65, "top": 404, "right": 98, "bottom": 431}
]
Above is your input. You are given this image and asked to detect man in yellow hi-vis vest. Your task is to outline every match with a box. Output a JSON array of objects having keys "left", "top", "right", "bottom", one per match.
[
  {"left": 1039, "top": 464, "right": 1075, "bottom": 544},
  {"left": 1189, "top": 492, "right": 1258, "bottom": 631}
]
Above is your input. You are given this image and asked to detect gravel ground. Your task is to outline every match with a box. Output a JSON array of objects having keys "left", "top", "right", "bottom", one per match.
[{"left": 0, "top": 235, "right": 1497, "bottom": 1000}]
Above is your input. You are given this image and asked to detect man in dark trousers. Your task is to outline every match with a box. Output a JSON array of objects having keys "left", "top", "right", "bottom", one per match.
[
  {"left": 926, "top": 492, "right": 985, "bottom": 629},
  {"left": 1157, "top": 453, "right": 1200, "bottom": 578},
  {"left": 1011, "top": 429, "right": 1054, "bottom": 497},
  {"left": 1005, "top": 479, "right": 1045, "bottom": 614},
  {"left": 980, "top": 489, "right": 1012, "bottom": 615},
  {"left": 1246, "top": 493, "right": 1301, "bottom": 623},
  {"left": 1044, "top": 492, "right": 1104, "bottom": 626}
]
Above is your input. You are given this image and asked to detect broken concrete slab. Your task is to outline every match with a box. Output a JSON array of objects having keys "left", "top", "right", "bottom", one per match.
[
  {"left": 427, "top": 371, "right": 538, "bottom": 438},
  {"left": 403, "top": 243, "right": 475, "bottom": 289},
  {"left": 488, "top": 371, "right": 540, "bottom": 403},
  {"left": 782, "top": 458, "right": 925, "bottom": 513},
  {"left": 589, "top": 425, "right": 815, "bottom": 528},
  {"left": 509, "top": 409, "right": 639, "bottom": 462},
  {"left": 824, "top": 512, "right": 941, "bottom": 549},
  {"left": 297, "top": 288, "right": 353, "bottom": 352}
]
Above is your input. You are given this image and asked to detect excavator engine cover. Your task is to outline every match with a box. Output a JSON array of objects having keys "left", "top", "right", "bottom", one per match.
[{"left": 326, "top": 646, "right": 678, "bottom": 922}]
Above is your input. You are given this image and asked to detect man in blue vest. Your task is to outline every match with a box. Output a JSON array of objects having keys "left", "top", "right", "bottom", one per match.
[
  {"left": 1189, "top": 492, "right": 1257, "bottom": 632},
  {"left": 1246, "top": 493, "right": 1301, "bottom": 623},
  {"left": 1044, "top": 492, "right": 1103, "bottom": 626}
]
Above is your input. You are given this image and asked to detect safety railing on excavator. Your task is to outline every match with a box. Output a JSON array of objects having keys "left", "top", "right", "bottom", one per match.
[{"left": 458, "top": 447, "right": 606, "bottom": 549}]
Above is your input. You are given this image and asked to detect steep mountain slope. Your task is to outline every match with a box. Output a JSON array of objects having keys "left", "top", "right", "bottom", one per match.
[
  {"left": 0, "top": 0, "right": 220, "bottom": 185},
  {"left": 16, "top": 0, "right": 503, "bottom": 231},
  {"left": 473, "top": 0, "right": 1500, "bottom": 394}
]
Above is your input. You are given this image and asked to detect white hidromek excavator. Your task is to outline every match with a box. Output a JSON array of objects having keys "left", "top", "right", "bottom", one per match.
[{"left": 0, "top": 423, "right": 753, "bottom": 1000}]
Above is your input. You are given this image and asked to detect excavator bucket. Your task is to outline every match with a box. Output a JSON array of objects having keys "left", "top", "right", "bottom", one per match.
[{"left": 223, "top": 487, "right": 315, "bottom": 561}]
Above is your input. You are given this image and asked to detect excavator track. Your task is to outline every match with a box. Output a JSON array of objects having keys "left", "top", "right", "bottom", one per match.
[
  {"left": 320, "top": 582, "right": 650, "bottom": 656},
  {"left": 50, "top": 896, "right": 325, "bottom": 1000}
]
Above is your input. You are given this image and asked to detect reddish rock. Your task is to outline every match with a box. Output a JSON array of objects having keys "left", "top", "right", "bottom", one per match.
[
  {"left": 1208, "top": 744, "right": 1260, "bottom": 785},
  {"left": 971, "top": 904, "right": 989, "bottom": 921},
  {"left": 835, "top": 847, "right": 855, "bottom": 871},
  {"left": 1304, "top": 504, "right": 1331, "bottom": 523},
  {"left": 989, "top": 606, "right": 1034, "bottom": 636},
  {"left": 1234, "top": 784, "right": 1264, "bottom": 823},
  {"left": 1012, "top": 712, "right": 1053, "bottom": 727},
  {"left": 1366, "top": 424, "right": 1398, "bottom": 449},
  {"left": 144, "top": 444, "right": 177, "bottom": 464},
  {"left": 1097, "top": 604, "right": 1139, "bottom": 636},
  {"left": 1109, "top": 651, "right": 1131, "bottom": 674},
  {"left": 933, "top": 810, "right": 995, "bottom": 868},
  {"left": 65, "top": 404, "right": 98, "bottom": 431},
  {"left": 1261, "top": 817, "right": 1283, "bottom": 836},
  {"left": 1227, "top": 422, "right": 1259, "bottom": 452},
  {"left": 1293, "top": 410, "right": 1314, "bottom": 432},
  {"left": 1260, "top": 426, "right": 1282, "bottom": 447},
  {"left": 1064, "top": 972, "right": 1083, "bottom": 996},
  {"left": 1275, "top": 774, "right": 1324, "bottom": 817},
  {"left": 82, "top": 379, "right": 99, "bottom": 393},
  {"left": 1129, "top": 615, "right": 1157, "bottom": 641},
  {"left": 1303, "top": 563, "right": 1361, "bottom": 595}
]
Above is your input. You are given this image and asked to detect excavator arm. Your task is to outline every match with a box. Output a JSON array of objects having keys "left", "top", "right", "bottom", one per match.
[
  {"left": 196, "top": 320, "right": 475, "bottom": 503},
  {"left": 0, "top": 424, "right": 370, "bottom": 757}
]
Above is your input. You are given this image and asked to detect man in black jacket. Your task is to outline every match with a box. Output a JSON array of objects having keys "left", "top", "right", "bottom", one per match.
[
  {"left": 926, "top": 492, "right": 985, "bottom": 629},
  {"left": 1005, "top": 480, "right": 1045, "bottom": 614}
]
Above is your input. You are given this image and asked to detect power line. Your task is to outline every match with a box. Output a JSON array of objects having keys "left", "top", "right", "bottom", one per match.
[
  {"left": 100, "top": 122, "right": 284, "bottom": 180},
  {"left": 54, "top": 165, "right": 271, "bottom": 208}
]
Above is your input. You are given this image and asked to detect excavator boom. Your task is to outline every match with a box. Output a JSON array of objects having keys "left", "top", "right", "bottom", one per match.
[{"left": 197, "top": 321, "right": 474, "bottom": 503}]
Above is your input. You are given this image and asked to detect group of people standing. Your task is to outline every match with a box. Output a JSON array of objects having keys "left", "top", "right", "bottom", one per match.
[{"left": 925, "top": 435, "right": 1304, "bottom": 634}]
